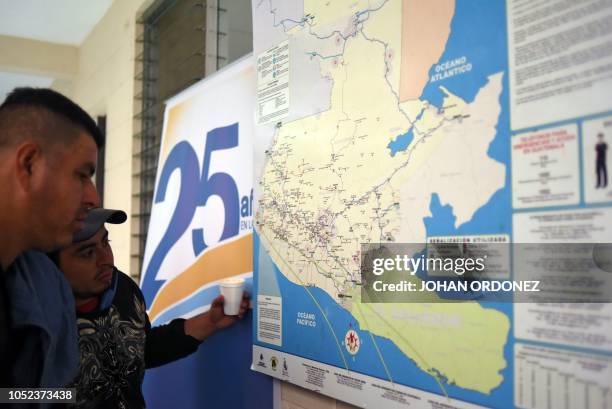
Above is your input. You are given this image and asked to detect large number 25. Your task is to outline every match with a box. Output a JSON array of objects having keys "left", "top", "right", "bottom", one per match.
[{"left": 141, "top": 123, "right": 240, "bottom": 306}]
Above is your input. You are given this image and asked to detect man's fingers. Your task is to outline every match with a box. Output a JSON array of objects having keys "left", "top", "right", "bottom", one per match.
[{"left": 211, "top": 295, "right": 224, "bottom": 308}]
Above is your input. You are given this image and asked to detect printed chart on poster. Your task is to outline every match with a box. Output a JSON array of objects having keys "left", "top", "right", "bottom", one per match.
[{"left": 251, "top": 1, "right": 612, "bottom": 408}]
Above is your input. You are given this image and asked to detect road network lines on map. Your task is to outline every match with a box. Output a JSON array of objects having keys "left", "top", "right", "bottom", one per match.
[
  {"left": 259, "top": 228, "right": 350, "bottom": 371},
  {"left": 298, "top": 245, "right": 449, "bottom": 397},
  {"left": 256, "top": 0, "right": 511, "bottom": 395},
  {"left": 261, "top": 220, "right": 448, "bottom": 398},
  {"left": 261, "top": 114, "right": 445, "bottom": 252},
  {"left": 336, "top": 118, "right": 444, "bottom": 216},
  {"left": 268, "top": 0, "right": 310, "bottom": 31},
  {"left": 259, "top": 156, "right": 456, "bottom": 396},
  {"left": 259, "top": 194, "right": 361, "bottom": 291},
  {"left": 288, "top": 33, "right": 458, "bottom": 222},
  {"left": 261, "top": 223, "right": 400, "bottom": 387},
  {"left": 270, "top": 0, "right": 389, "bottom": 37},
  {"left": 256, "top": 197, "right": 349, "bottom": 295},
  {"left": 291, "top": 0, "right": 418, "bottom": 129},
  {"left": 358, "top": 26, "right": 416, "bottom": 126}
]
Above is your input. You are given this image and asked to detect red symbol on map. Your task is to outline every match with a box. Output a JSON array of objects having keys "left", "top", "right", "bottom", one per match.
[{"left": 345, "top": 329, "right": 360, "bottom": 355}]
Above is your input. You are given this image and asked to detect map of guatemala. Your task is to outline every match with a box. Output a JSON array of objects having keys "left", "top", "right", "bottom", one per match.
[{"left": 251, "top": 1, "right": 612, "bottom": 408}]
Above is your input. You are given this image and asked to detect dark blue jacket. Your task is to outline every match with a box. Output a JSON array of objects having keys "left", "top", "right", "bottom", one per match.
[{"left": 5, "top": 250, "right": 79, "bottom": 388}]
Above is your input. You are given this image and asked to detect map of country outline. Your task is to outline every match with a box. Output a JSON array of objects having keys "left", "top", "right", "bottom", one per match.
[{"left": 255, "top": 0, "right": 510, "bottom": 395}]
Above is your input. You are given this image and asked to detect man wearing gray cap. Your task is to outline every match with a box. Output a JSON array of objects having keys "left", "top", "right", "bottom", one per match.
[{"left": 49, "top": 208, "right": 249, "bottom": 409}]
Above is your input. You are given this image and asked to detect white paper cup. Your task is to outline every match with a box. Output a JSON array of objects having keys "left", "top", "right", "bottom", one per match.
[{"left": 219, "top": 278, "right": 245, "bottom": 315}]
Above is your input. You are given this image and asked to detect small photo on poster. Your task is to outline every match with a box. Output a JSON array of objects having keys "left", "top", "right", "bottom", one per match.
[
  {"left": 583, "top": 115, "right": 612, "bottom": 204},
  {"left": 511, "top": 124, "right": 579, "bottom": 209}
]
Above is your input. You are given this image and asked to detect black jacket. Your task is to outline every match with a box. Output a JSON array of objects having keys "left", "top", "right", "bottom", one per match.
[{"left": 71, "top": 270, "right": 200, "bottom": 409}]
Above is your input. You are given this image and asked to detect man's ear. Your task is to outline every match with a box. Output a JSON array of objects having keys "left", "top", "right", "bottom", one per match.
[{"left": 15, "top": 141, "right": 43, "bottom": 191}]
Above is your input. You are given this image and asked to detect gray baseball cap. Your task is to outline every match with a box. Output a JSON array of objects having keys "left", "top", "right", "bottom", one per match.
[{"left": 73, "top": 208, "right": 127, "bottom": 243}]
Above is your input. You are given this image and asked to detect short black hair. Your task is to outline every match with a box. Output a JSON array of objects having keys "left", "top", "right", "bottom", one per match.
[{"left": 0, "top": 87, "right": 104, "bottom": 147}]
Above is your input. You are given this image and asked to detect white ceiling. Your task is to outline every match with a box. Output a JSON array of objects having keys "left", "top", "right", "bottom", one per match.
[
  {"left": 0, "top": 0, "right": 113, "bottom": 103},
  {"left": 0, "top": 0, "right": 113, "bottom": 45}
]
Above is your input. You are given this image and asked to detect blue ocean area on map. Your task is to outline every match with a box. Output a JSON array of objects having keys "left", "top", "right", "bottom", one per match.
[
  {"left": 420, "top": 0, "right": 507, "bottom": 108},
  {"left": 255, "top": 0, "right": 515, "bottom": 407},
  {"left": 388, "top": 0, "right": 507, "bottom": 159}
]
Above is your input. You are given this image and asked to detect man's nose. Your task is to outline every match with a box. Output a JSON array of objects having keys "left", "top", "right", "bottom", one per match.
[
  {"left": 83, "top": 178, "right": 100, "bottom": 208},
  {"left": 96, "top": 244, "right": 114, "bottom": 266}
]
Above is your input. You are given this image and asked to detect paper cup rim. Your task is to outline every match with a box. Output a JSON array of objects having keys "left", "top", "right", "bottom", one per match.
[{"left": 219, "top": 279, "right": 245, "bottom": 288}]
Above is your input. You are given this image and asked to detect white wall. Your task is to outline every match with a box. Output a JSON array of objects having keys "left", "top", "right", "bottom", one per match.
[{"left": 66, "top": 0, "right": 151, "bottom": 276}]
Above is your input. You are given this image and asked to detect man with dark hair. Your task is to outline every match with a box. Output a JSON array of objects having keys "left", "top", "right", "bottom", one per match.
[
  {"left": 0, "top": 87, "right": 103, "bottom": 388},
  {"left": 0, "top": 87, "right": 104, "bottom": 148},
  {"left": 51, "top": 208, "right": 249, "bottom": 408},
  {"left": 0, "top": 87, "right": 103, "bottom": 259}
]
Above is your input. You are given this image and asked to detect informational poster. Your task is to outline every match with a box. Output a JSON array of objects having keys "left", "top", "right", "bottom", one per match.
[
  {"left": 507, "top": 0, "right": 612, "bottom": 130},
  {"left": 139, "top": 56, "right": 271, "bottom": 409},
  {"left": 514, "top": 208, "right": 612, "bottom": 352},
  {"left": 514, "top": 344, "right": 612, "bottom": 409},
  {"left": 250, "top": 1, "right": 612, "bottom": 408},
  {"left": 256, "top": 40, "right": 290, "bottom": 125},
  {"left": 511, "top": 125, "right": 580, "bottom": 208}
]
